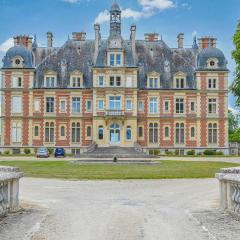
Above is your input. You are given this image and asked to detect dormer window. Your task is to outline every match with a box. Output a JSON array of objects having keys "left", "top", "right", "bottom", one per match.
[
  {"left": 70, "top": 71, "right": 83, "bottom": 88},
  {"left": 45, "top": 77, "right": 56, "bottom": 88},
  {"left": 108, "top": 52, "right": 122, "bottom": 66},
  {"left": 147, "top": 72, "right": 160, "bottom": 89},
  {"left": 12, "top": 56, "right": 24, "bottom": 68},
  {"left": 207, "top": 58, "right": 219, "bottom": 69},
  {"left": 174, "top": 72, "right": 186, "bottom": 89}
]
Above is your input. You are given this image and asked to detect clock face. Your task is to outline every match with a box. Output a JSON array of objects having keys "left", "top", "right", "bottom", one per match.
[{"left": 109, "top": 39, "right": 121, "bottom": 48}]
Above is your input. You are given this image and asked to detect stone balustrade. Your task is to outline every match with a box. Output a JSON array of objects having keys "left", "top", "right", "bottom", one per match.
[
  {"left": 0, "top": 166, "right": 23, "bottom": 217},
  {"left": 216, "top": 167, "right": 240, "bottom": 214}
]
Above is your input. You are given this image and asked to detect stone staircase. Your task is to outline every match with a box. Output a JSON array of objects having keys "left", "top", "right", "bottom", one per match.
[{"left": 78, "top": 146, "right": 155, "bottom": 159}]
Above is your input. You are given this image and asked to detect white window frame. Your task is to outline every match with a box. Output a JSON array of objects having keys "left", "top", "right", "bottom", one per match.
[
  {"left": 126, "top": 100, "right": 132, "bottom": 111},
  {"left": 12, "top": 96, "right": 22, "bottom": 114},
  {"left": 149, "top": 97, "right": 158, "bottom": 114}
]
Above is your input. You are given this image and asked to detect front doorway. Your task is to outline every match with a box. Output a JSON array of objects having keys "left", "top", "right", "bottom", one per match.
[{"left": 109, "top": 123, "right": 120, "bottom": 145}]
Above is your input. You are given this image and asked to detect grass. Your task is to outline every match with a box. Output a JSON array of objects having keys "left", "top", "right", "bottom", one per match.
[{"left": 0, "top": 160, "right": 239, "bottom": 180}]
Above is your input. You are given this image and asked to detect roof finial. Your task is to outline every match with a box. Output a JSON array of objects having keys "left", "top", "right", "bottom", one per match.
[
  {"left": 32, "top": 34, "right": 38, "bottom": 49},
  {"left": 192, "top": 33, "right": 198, "bottom": 49},
  {"left": 161, "top": 34, "right": 163, "bottom": 41}
]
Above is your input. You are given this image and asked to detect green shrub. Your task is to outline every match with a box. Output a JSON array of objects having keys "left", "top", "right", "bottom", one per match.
[
  {"left": 203, "top": 149, "right": 216, "bottom": 155},
  {"left": 149, "top": 149, "right": 160, "bottom": 155},
  {"left": 166, "top": 150, "right": 174, "bottom": 155},
  {"left": 175, "top": 149, "right": 180, "bottom": 156},
  {"left": 4, "top": 150, "right": 10, "bottom": 155},
  {"left": 197, "top": 152, "right": 202, "bottom": 156},
  {"left": 187, "top": 150, "right": 195, "bottom": 155},
  {"left": 216, "top": 151, "right": 224, "bottom": 155},
  {"left": 47, "top": 148, "right": 54, "bottom": 155},
  {"left": 34, "top": 148, "right": 38, "bottom": 154},
  {"left": 24, "top": 148, "right": 31, "bottom": 155}
]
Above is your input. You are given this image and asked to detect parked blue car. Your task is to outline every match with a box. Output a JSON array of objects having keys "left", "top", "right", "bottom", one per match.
[{"left": 54, "top": 148, "right": 65, "bottom": 158}]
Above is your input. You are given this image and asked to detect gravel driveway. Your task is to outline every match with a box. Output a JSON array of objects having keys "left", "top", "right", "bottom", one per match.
[{"left": 0, "top": 178, "right": 239, "bottom": 240}]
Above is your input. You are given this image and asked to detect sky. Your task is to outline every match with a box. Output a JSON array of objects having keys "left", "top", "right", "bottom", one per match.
[{"left": 0, "top": 0, "right": 239, "bottom": 111}]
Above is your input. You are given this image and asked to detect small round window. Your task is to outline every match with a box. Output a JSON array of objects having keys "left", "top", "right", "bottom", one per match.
[
  {"left": 210, "top": 61, "right": 215, "bottom": 66},
  {"left": 15, "top": 59, "right": 21, "bottom": 65}
]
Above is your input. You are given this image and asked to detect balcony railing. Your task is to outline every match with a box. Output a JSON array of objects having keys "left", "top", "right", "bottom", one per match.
[{"left": 105, "top": 110, "right": 125, "bottom": 116}]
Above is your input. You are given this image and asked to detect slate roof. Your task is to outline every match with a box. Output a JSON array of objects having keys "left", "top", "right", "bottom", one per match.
[{"left": 2, "top": 45, "right": 34, "bottom": 69}]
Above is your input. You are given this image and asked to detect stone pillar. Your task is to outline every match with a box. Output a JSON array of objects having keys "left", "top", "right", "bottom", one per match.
[
  {"left": 130, "top": 24, "right": 136, "bottom": 64},
  {"left": 8, "top": 179, "right": 20, "bottom": 212},
  {"left": 47, "top": 32, "right": 53, "bottom": 48}
]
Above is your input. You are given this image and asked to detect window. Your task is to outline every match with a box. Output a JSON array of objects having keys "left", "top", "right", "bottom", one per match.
[
  {"left": 164, "top": 101, "right": 169, "bottom": 112},
  {"left": 98, "top": 100, "right": 104, "bottom": 110},
  {"left": 175, "top": 78, "right": 185, "bottom": 89},
  {"left": 98, "top": 76, "right": 104, "bottom": 87},
  {"left": 149, "top": 123, "right": 158, "bottom": 143},
  {"left": 12, "top": 76, "right": 22, "bottom": 88},
  {"left": 87, "top": 126, "right": 92, "bottom": 137},
  {"left": 86, "top": 100, "right": 92, "bottom": 112},
  {"left": 110, "top": 54, "right": 115, "bottom": 66},
  {"left": 138, "top": 101, "right": 144, "bottom": 111},
  {"left": 208, "top": 79, "right": 217, "bottom": 89},
  {"left": 176, "top": 123, "right": 184, "bottom": 144},
  {"left": 98, "top": 126, "right": 104, "bottom": 140},
  {"left": 149, "top": 97, "right": 158, "bottom": 114},
  {"left": 210, "top": 61, "right": 215, "bottom": 66},
  {"left": 12, "top": 122, "right": 21, "bottom": 142},
  {"left": 191, "top": 127, "right": 195, "bottom": 138},
  {"left": 60, "top": 100, "right": 66, "bottom": 113},
  {"left": 46, "top": 97, "right": 54, "bottom": 113},
  {"left": 190, "top": 102, "right": 195, "bottom": 112},
  {"left": 109, "top": 96, "right": 121, "bottom": 110},
  {"left": 126, "top": 100, "right": 132, "bottom": 110},
  {"left": 45, "top": 122, "right": 54, "bottom": 143},
  {"left": 164, "top": 126, "right": 169, "bottom": 138},
  {"left": 72, "top": 97, "right": 81, "bottom": 113},
  {"left": 116, "top": 54, "right": 121, "bottom": 65},
  {"left": 109, "top": 53, "right": 122, "bottom": 66},
  {"left": 15, "top": 59, "right": 21, "bottom": 65},
  {"left": 12, "top": 96, "right": 22, "bottom": 113},
  {"left": 34, "top": 99, "right": 40, "bottom": 112},
  {"left": 176, "top": 98, "right": 184, "bottom": 114},
  {"left": 72, "top": 77, "right": 81, "bottom": 87},
  {"left": 34, "top": 126, "right": 39, "bottom": 137},
  {"left": 45, "top": 77, "right": 55, "bottom": 88},
  {"left": 208, "top": 123, "right": 217, "bottom": 144},
  {"left": 60, "top": 126, "right": 65, "bottom": 137},
  {"left": 116, "top": 77, "right": 121, "bottom": 86},
  {"left": 149, "top": 78, "right": 159, "bottom": 88},
  {"left": 110, "top": 76, "right": 114, "bottom": 86},
  {"left": 72, "top": 123, "right": 80, "bottom": 143},
  {"left": 138, "top": 127, "right": 143, "bottom": 138},
  {"left": 208, "top": 98, "right": 217, "bottom": 114},
  {"left": 126, "top": 126, "right": 132, "bottom": 140}
]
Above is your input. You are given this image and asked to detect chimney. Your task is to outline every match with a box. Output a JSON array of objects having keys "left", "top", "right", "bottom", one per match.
[
  {"left": 144, "top": 33, "right": 159, "bottom": 42},
  {"left": 72, "top": 32, "right": 86, "bottom": 41},
  {"left": 177, "top": 33, "right": 184, "bottom": 48},
  {"left": 47, "top": 32, "right": 53, "bottom": 48},
  {"left": 198, "top": 36, "right": 217, "bottom": 49},
  {"left": 14, "top": 35, "right": 33, "bottom": 50},
  {"left": 130, "top": 24, "right": 136, "bottom": 64},
  {"left": 94, "top": 24, "right": 101, "bottom": 63}
]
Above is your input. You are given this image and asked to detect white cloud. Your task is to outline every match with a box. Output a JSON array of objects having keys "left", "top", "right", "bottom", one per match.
[
  {"left": 94, "top": 0, "right": 176, "bottom": 24},
  {"left": 0, "top": 38, "right": 14, "bottom": 52}
]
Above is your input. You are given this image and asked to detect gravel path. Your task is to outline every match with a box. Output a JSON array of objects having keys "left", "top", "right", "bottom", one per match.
[{"left": 0, "top": 178, "right": 239, "bottom": 240}]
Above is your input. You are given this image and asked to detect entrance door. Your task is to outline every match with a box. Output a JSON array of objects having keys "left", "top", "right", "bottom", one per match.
[{"left": 110, "top": 123, "right": 120, "bottom": 144}]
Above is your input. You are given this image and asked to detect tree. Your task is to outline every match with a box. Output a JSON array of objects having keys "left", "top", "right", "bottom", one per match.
[
  {"left": 228, "top": 109, "right": 239, "bottom": 134},
  {"left": 231, "top": 21, "right": 240, "bottom": 105}
]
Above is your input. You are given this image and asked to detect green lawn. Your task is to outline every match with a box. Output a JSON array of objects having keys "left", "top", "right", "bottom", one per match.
[{"left": 0, "top": 160, "right": 239, "bottom": 180}]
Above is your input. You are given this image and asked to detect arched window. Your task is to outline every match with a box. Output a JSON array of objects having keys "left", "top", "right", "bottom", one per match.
[
  {"left": 87, "top": 126, "right": 92, "bottom": 137},
  {"left": 138, "top": 126, "right": 143, "bottom": 138},
  {"left": 176, "top": 123, "right": 184, "bottom": 144},
  {"left": 190, "top": 127, "right": 195, "bottom": 138},
  {"left": 164, "top": 126, "right": 169, "bottom": 138},
  {"left": 149, "top": 123, "right": 158, "bottom": 143},
  {"left": 98, "top": 126, "right": 104, "bottom": 140},
  {"left": 72, "top": 123, "right": 80, "bottom": 143},
  {"left": 208, "top": 123, "right": 217, "bottom": 144},
  {"left": 60, "top": 126, "right": 65, "bottom": 137},
  {"left": 45, "top": 122, "right": 54, "bottom": 142},
  {"left": 12, "top": 122, "right": 22, "bottom": 142},
  {"left": 126, "top": 126, "right": 132, "bottom": 140}
]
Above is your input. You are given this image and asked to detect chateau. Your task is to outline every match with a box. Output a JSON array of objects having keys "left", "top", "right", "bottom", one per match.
[{"left": 1, "top": 3, "right": 229, "bottom": 155}]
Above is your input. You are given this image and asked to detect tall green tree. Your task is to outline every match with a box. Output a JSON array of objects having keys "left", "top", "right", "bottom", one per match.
[
  {"left": 231, "top": 21, "right": 240, "bottom": 105},
  {"left": 228, "top": 109, "right": 239, "bottom": 134}
]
